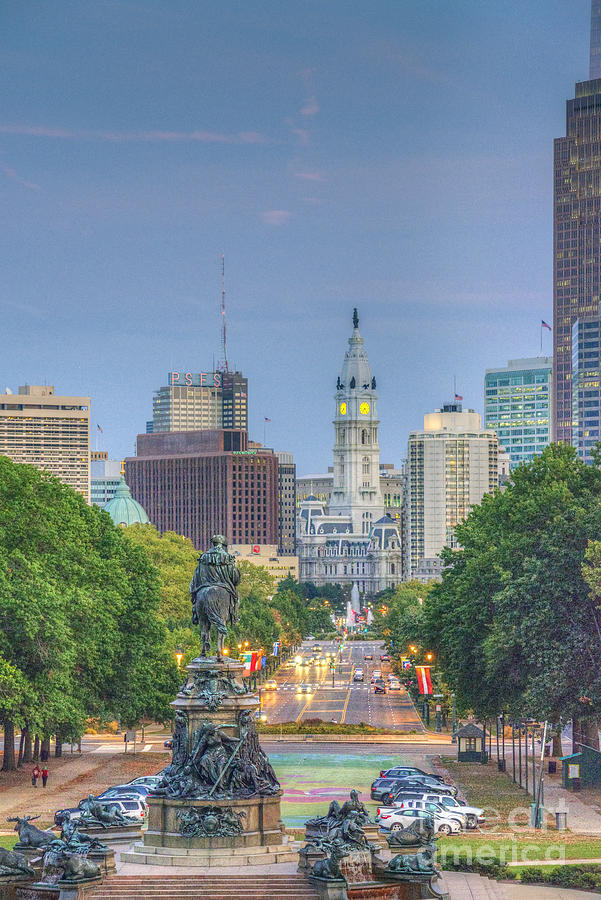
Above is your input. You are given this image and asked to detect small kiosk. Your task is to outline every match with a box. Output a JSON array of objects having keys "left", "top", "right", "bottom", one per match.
[
  {"left": 560, "top": 745, "right": 601, "bottom": 791},
  {"left": 456, "top": 723, "right": 488, "bottom": 763}
]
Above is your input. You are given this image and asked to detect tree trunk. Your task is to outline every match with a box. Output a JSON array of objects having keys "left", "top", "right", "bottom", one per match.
[
  {"left": 17, "top": 729, "right": 24, "bottom": 767},
  {"left": 33, "top": 735, "right": 40, "bottom": 761},
  {"left": 2, "top": 720, "right": 16, "bottom": 771},
  {"left": 552, "top": 729, "right": 563, "bottom": 758},
  {"left": 582, "top": 718, "right": 600, "bottom": 750},
  {"left": 54, "top": 734, "right": 62, "bottom": 758},
  {"left": 40, "top": 737, "right": 50, "bottom": 762},
  {"left": 23, "top": 726, "right": 32, "bottom": 764}
]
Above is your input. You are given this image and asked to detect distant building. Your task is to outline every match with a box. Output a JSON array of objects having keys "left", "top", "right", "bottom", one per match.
[
  {"left": 297, "top": 471, "right": 334, "bottom": 506},
  {"left": 297, "top": 311, "right": 402, "bottom": 595},
  {"left": 125, "top": 429, "right": 278, "bottom": 551},
  {"left": 0, "top": 384, "right": 90, "bottom": 501},
  {"left": 297, "top": 463, "right": 402, "bottom": 522},
  {"left": 484, "top": 358, "right": 553, "bottom": 469},
  {"left": 104, "top": 477, "right": 150, "bottom": 527},
  {"left": 572, "top": 317, "right": 601, "bottom": 463},
  {"left": 91, "top": 451, "right": 122, "bottom": 506},
  {"left": 230, "top": 544, "right": 299, "bottom": 583},
  {"left": 275, "top": 451, "right": 296, "bottom": 556},
  {"left": 149, "top": 370, "right": 247, "bottom": 434},
  {"left": 403, "top": 402, "right": 498, "bottom": 583}
]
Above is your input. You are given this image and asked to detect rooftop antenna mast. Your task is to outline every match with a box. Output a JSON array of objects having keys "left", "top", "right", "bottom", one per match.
[{"left": 218, "top": 253, "right": 229, "bottom": 373}]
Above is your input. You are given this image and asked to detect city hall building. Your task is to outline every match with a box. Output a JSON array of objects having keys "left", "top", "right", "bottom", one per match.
[{"left": 296, "top": 312, "right": 402, "bottom": 597}]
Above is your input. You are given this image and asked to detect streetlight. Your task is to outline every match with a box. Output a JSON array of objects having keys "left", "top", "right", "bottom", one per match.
[
  {"left": 175, "top": 646, "right": 183, "bottom": 668},
  {"left": 409, "top": 645, "right": 417, "bottom": 654},
  {"left": 425, "top": 651, "right": 434, "bottom": 661}
]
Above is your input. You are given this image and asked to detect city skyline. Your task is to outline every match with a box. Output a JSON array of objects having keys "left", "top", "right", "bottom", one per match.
[{"left": 1, "top": 1, "right": 589, "bottom": 475}]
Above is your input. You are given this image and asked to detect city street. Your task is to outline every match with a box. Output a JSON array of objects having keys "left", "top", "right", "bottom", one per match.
[{"left": 260, "top": 639, "right": 425, "bottom": 731}]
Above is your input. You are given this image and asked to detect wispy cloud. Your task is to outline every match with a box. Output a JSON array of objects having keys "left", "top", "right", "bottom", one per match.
[
  {"left": 294, "top": 171, "right": 325, "bottom": 182},
  {"left": 261, "top": 210, "right": 292, "bottom": 226},
  {"left": 290, "top": 126, "right": 310, "bottom": 146},
  {"left": 300, "top": 97, "right": 319, "bottom": 117},
  {"left": 0, "top": 124, "right": 268, "bottom": 144},
  {"left": 1, "top": 162, "right": 40, "bottom": 190}
]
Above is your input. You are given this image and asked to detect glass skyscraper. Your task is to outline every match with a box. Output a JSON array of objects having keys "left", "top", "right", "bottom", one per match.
[
  {"left": 484, "top": 358, "right": 553, "bottom": 469},
  {"left": 554, "top": 7, "right": 601, "bottom": 442},
  {"left": 572, "top": 317, "right": 601, "bottom": 462}
]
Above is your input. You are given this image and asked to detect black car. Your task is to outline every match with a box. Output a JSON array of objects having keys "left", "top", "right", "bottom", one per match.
[
  {"left": 370, "top": 777, "right": 408, "bottom": 801},
  {"left": 380, "top": 766, "right": 443, "bottom": 781},
  {"left": 385, "top": 777, "right": 457, "bottom": 803}
]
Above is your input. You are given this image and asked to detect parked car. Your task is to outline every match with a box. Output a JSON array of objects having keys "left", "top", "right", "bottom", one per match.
[
  {"left": 54, "top": 796, "right": 147, "bottom": 827},
  {"left": 383, "top": 778, "right": 457, "bottom": 804},
  {"left": 391, "top": 792, "right": 485, "bottom": 829},
  {"left": 128, "top": 775, "right": 163, "bottom": 789},
  {"left": 97, "top": 784, "right": 151, "bottom": 798},
  {"left": 264, "top": 680, "right": 278, "bottom": 690},
  {"left": 380, "top": 766, "right": 431, "bottom": 779},
  {"left": 393, "top": 799, "right": 467, "bottom": 829},
  {"left": 376, "top": 806, "right": 461, "bottom": 836},
  {"left": 370, "top": 777, "right": 410, "bottom": 801},
  {"left": 353, "top": 669, "right": 364, "bottom": 682}
]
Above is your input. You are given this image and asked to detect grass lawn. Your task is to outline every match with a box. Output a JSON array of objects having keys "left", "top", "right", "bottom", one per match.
[
  {"left": 439, "top": 756, "right": 553, "bottom": 828},
  {"left": 438, "top": 833, "right": 601, "bottom": 861},
  {"left": 0, "top": 835, "right": 15, "bottom": 850}
]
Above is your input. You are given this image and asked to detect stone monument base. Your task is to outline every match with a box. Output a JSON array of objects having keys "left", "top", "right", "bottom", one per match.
[
  {"left": 121, "top": 836, "right": 301, "bottom": 867},
  {"left": 77, "top": 824, "right": 142, "bottom": 845}
]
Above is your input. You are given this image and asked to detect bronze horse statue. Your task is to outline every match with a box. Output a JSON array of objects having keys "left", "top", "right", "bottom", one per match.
[{"left": 190, "top": 535, "right": 240, "bottom": 657}]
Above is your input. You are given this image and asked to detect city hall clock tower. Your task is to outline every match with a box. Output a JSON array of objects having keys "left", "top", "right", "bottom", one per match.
[{"left": 328, "top": 309, "right": 384, "bottom": 534}]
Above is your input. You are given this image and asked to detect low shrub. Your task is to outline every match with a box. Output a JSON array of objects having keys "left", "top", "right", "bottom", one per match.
[
  {"left": 520, "top": 864, "right": 601, "bottom": 889},
  {"left": 257, "top": 719, "right": 406, "bottom": 735}
]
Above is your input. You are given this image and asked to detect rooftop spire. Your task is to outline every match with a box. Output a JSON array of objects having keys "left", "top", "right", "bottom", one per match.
[{"left": 353, "top": 307, "right": 359, "bottom": 329}]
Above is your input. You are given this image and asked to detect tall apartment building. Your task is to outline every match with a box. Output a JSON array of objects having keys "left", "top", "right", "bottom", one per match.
[
  {"left": 484, "top": 358, "right": 553, "bottom": 469},
  {"left": 275, "top": 451, "right": 296, "bottom": 555},
  {"left": 91, "top": 451, "right": 123, "bottom": 506},
  {"left": 149, "top": 370, "right": 248, "bottom": 434},
  {"left": 554, "top": 5, "right": 601, "bottom": 442},
  {"left": 0, "top": 385, "right": 90, "bottom": 501},
  {"left": 403, "top": 402, "right": 498, "bottom": 583},
  {"left": 125, "top": 430, "right": 278, "bottom": 551}
]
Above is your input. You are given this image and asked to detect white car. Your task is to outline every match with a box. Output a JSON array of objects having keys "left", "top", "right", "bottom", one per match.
[
  {"left": 376, "top": 806, "right": 461, "bottom": 835},
  {"left": 388, "top": 680, "right": 401, "bottom": 691},
  {"left": 394, "top": 792, "right": 485, "bottom": 829},
  {"left": 393, "top": 799, "right": 468, "bottom": 829}
]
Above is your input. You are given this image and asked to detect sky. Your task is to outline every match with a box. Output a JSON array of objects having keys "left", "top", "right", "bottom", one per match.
[{"left": 0, "top": 0, "right": 592, "bottom": 474}]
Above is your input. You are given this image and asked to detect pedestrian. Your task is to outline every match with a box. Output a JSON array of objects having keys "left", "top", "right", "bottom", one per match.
[
  {"left": 41, "top": 767, "right": 49, "bottom": 787},
  {"left": 31, "top": 765, "right": 40, "bottom": 787}
]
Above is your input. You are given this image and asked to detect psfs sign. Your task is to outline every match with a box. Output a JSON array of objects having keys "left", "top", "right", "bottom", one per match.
[{"left": 169, "top": 371, "right": 221, "bottom": 387}]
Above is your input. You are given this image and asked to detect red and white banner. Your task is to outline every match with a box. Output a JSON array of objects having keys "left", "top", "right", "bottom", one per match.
[
  {"left": 415, "top": 665, "right": 433, "bottom": 695},
  {"left": 242, "top": 650, "right": 260, "bottom": 674}
]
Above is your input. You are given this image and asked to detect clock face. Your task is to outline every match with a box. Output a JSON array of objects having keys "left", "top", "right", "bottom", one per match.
[
  {"left": 360, "top": 402, "right": 370, "bottom": 415},
  {"left": 339, "top": 402, "right": 347, "bottom": 415}
]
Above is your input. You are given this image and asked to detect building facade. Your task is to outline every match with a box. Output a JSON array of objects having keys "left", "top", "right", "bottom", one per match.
[
  {"left": 297, "top": 464, "right": 402, "bottom": 521},
  {"left": 484, "top": 357, "right": 553, "bottom": 469},
  {"left": 275, "top": 451, "right": 296, "bottom": 555},
  {"left": 91, "top": 451, "right": 123, "bottom": 506},
  {"left": 0, "top": 384, "right": 90, "bottom": 501},
  {"left": 554, "top": 12, "right": 601, "bottom": 442},
  {"left": 572, "top": 316, "right": 601, "bottom": 462},
  {"left": 230, "top": 544, "right": 299, "bottom": 583},
  {"left": 149, "top": 370, "right": 247, "bottom": 434},
  {"left": 125, "top": 429, "right": 278, "bottom": 551},
  {"left": 296, "top": 311, "right": 402, "bottom": 596},
  {"left": 403, "top": 402, "right": 498, "bottom": 583}
]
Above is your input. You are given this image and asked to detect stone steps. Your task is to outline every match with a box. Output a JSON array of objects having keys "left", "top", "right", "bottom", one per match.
[
  {"left": 120, "top": 840, "right": 301, "bottom": 867},
  {"left": 83, "top": 875, "right": 319, "bottom": 899}
]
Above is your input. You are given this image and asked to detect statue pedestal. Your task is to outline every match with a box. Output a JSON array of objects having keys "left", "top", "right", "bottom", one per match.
[
  {"left": 77, "top": 824, "right": 142, "bottom": 845},
  {"left": 129, "top": 656, "right": 291, "bottom": 868}
]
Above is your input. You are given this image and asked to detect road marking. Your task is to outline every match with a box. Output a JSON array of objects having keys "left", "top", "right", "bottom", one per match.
[
  {"left": 340, "top": 687, "right": 352, "bottom": 723},
  {"left": 295, "top": 693, "right": 315, "bottom": 723},
  {"left": 142, "top": 744, "right": 153, "bottom": 752}
]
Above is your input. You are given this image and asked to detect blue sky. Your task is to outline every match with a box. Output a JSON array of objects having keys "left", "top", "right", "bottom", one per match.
[{"left": 0, "top": 1, "right": 591, "bottom": 473}]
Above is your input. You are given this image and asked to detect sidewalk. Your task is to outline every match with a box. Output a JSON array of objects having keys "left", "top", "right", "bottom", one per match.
[
  {"left": 441, "top": 871, "right": 601, "bottom": 898},
  {"left": 542, "top": 779, "right": 601, "bottom": 834}
]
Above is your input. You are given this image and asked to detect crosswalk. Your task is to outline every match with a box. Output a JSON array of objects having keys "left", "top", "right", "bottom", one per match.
[
  {"left": 271, "top": 684, "right": 397, "bottom": 692},
  {"left": 91, "top": 743, "right": 155, "bottom": 754}
]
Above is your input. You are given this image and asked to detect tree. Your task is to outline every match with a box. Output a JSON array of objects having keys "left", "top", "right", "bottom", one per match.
[
  {"left": 424, "top": 444, "right": 601, "bottom": 736},
  {"left": 375, "top": 581, "right": 434, "bottom": 670}
]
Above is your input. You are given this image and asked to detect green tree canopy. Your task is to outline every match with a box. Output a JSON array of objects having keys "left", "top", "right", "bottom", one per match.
[{"left": 424, "top": 444, "right": 601, "bottom": 728}]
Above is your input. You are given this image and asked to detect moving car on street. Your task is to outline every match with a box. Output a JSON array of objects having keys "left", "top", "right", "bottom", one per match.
[
  {"left": 364, "top": 653, "right": 374, "bottom": 660},
  {"left": 264, "top": 680, "right": 278, "bottom": 690},
  {"left": 388, "top": 680, "right": 401, "bottom": 691},
  {"left": 374, "top": 681, "right": 386, "bottom": 694},
  {"left": 376, "top": 806, "right": 461, "bottom": 835},
  {"left": 353, "top": 668, "right": 364, "bottom": 682}
]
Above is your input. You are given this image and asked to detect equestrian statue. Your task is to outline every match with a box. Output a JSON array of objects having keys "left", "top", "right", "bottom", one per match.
[{"left": 190, "top": 535, "right": 240, "bottom": 657}]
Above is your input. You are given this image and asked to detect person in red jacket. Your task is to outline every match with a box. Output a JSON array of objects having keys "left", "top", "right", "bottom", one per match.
[
  {"left": 41, "top": 767, "right": 49, "bottom": 787},
  {"left": 31, "top": 766, "right": 40, "bottom": 787}
]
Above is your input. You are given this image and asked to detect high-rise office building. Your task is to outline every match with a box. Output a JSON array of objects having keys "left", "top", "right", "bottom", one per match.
[
  {"left": 149, "top": 370, "right": 248, "bottom": 434},
  {"left": 403, "top": 402, "right": 498, "bottom": 583},
  {"left": 484, "top": 358, "right": 553, "bottom": 469},
  {"left": 90, "top": 451, "right": 123, "bottom": 506},
  {"left": 125, "top": 429, "right": 278, "bottom": 551},
  {"left": 0, "top": 384, "right": 90, "bottom": 501},
  {"left": 572, "top": 316, "right": 601, "bottom": 462},
  {"left": 275, "top": 451, "right": 296, "bottom": 556},
  {"left": 554, "top": 6, "right": 601, "bottom": 441}
]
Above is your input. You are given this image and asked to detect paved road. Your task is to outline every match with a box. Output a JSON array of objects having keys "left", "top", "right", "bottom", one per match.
[{"left": 260, "top": 639, "right": 424, "bottom": 731}]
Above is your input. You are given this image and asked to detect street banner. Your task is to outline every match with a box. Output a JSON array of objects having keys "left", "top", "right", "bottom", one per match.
[
  {"left": 272, "top": 641, "right": 280, "bottom": 656},
  {"left": 401, "top": 657, "right": 411, "bottom": 670},
  {"left": 242, "top": 650, "right": 260, "bottom": 673},
  {"left": 415, "top": 665, "right": 433, "bottom": 695}
]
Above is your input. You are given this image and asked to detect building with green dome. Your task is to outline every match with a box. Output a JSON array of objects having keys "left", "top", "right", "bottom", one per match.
[{"left": 104, "top": 476, "right": 150, "bottom": 527}]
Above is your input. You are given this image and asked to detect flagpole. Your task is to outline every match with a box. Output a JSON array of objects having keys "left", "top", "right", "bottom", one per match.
[{"left": 540, "top": 324, "right": 543, "bottom": 354}]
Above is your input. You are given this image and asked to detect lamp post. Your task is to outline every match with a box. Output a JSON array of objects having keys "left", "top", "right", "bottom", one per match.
[
  {"left": 451, "top": 693, "right": 457, "bottom": 743},
  {"left": 175, "top": 646, "right": 183, "bottom": 669}
]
